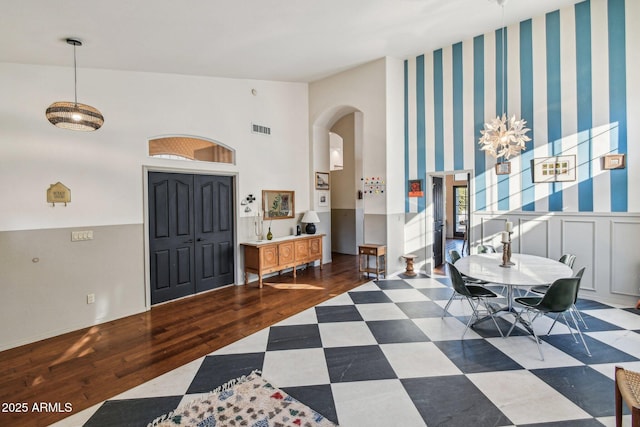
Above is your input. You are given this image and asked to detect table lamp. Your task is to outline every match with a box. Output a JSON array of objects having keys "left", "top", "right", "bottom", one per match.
[{"left": 301, "top": 210, "right": 320, "bottom": 234}]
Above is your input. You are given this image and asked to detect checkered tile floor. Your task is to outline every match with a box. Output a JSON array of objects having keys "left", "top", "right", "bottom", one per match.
[{"left": 55, "top": 274, "right": 640, "bottom": 427}]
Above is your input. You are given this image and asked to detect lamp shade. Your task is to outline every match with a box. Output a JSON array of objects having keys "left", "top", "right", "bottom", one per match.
[
  {"left": 46, "top": 101, "right": 104, "bottom": 131},
  {"left": 301, "top": 210, "right": 320, "bottom": 224}
]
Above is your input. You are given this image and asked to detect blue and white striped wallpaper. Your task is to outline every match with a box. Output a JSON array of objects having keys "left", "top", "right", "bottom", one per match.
[{"left": 404, "top": 0, "right": 637, "bottom": 214}]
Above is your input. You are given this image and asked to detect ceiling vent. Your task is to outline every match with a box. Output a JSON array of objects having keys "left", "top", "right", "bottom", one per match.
[{"left": 251, "top": 123, "right": 271, "bottom": 136}]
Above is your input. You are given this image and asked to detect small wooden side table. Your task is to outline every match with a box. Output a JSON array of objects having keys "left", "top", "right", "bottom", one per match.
[
  {"left": 359, "top": 244, "right": 386, "bottom": 279},
  {"left": 402, "top": 254, "right": 417, "bottom": 276}
]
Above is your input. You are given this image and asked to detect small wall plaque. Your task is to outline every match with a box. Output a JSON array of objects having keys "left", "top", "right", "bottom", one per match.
[
  {"left": 603, "top": 154, "right": 625, "bottom": 170},
  {"left": 47, "top": 182, "right": 71, "bottom": 206}
]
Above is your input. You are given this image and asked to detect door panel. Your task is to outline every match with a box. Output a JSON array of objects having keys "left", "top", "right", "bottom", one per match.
[
  {"left": 432, "top": 176, "right": 444, "bottom": 267},
  {"left": 194, "top": 175, "right": 234, "bottom": 292},
  {"left": 149, "top": 173, "right": 196, "bottom": 304}
]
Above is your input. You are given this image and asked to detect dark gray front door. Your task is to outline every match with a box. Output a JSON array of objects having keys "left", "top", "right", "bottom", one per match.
[{"left": 149, "top": 172, "right": 234, "bottom": 305}]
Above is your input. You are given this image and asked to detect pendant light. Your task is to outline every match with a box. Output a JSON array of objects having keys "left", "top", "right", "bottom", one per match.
[
  {"left": 478, "top": 0, "right": 530, "bottom": 162},
  {"left": 46, "top": 38, "right": 104, "bottom": 131}
]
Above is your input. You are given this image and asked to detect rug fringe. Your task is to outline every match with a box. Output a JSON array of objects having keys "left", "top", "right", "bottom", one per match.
[{"left": 146, "top": 369, "right": 263, "bottom": 427}]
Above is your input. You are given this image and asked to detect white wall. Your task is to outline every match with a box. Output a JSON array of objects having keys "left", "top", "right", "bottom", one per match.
[{"left": 0, "top": 62, "right": 309, "bottom": 350}]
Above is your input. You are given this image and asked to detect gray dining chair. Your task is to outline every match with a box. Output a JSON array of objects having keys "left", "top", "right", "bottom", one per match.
[{"left": 443, "top": 263, "right": 504, "bottom": 338}]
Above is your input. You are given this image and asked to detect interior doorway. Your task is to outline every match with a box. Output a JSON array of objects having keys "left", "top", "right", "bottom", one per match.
[{"left": 432, "top": 171, "right": 470, "bottom": 274}]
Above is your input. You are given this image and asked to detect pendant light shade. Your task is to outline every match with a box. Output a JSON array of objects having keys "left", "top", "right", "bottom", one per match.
[{"left": 46, "top": 38, "right": 104, "bottom": 131}]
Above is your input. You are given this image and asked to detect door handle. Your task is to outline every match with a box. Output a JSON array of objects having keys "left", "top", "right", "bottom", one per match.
[{"left": 196, "top": 238, "right": 206, "bottom": 242}]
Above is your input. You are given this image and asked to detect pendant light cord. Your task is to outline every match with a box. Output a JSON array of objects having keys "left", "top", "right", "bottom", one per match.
[
  {"left": 501, "top": 3, "right": 506, "bottom": 117},
  {"left": 73, "top": 42, "right": 78, "bottom": 106}
]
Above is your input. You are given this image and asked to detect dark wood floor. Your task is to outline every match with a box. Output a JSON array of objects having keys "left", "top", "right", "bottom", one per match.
[{"left": 0, "top": 254, "right": 370, "bottom": 427}]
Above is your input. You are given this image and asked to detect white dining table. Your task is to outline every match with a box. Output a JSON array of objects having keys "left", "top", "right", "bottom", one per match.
[{"left": 453, "top": 253, "right": 574, "bottom": 313}]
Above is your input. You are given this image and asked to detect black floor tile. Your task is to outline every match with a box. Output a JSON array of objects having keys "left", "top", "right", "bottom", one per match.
[
  {"left": 366, "top": 319, "right": 430, "bottom": 344},
  {"left": 541, "top": 333, "right": 639, "bottom": 364},
  {"left": 402, "top": 375, "right": 512, "bottom": 427},
  {"left": 266, "top": 324, "right": 323, "bottom": 351},
  {"left": 282, "top": 384, "right": 338, "bottom": 425},
  {"left": 396, "top": 300, "right": 447, "bottom": 318},
  {"left": 315, "top": 305, "right": 363, "bottom": 323},
  {"left": 374, "top": 279, "right": 413, "bottom": 290},
  {"left": 531, "top": 366, "right": 615, "bottom": 417},
  {"left": 324, "top": 345, "right": 397, "bottom": 383},
  {"left": 186, "top": 353, "right": 264, "bottom": 394},
  {"left": 348, "top": 290, "right": 393, "bottom": 304},
  {"left": 418, "top": 287, "right": 454, "bottom": 300},
  {"left": 435, "top": 340, "right": 523, "bottom": 373},
  {"left": 84, "top": 396, "right": 183, "bottom": 427}
]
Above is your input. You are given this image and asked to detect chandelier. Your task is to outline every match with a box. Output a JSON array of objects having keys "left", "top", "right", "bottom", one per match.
[
  {"left": 478, "top": 0, "right": 530, "bottom": 163},
  {"left": 479, "top": 114, "right": 530, "bottom": 159},
  {"left": 46, "top": 38, "right": 104, "bottom": 131}
]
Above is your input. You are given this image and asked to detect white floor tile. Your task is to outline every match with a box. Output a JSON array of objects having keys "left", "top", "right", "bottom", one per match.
[
  {"left": 468, "top": 370, "right": 592, "bottom": 425},
  {"left": 402, "top": 277, "right": 448, "bottom": 289},
  {"left": 49, "top": 402, "right": 102, "bottom": 427},
  {"left": 583, "top": 308, "right": 640, "bottom": 330},
  {"left": 318, "top": 292, "right": 354, "bottom": 306},
  {"left": 348, "top": 281, "right": 380, "bottom": 292},
  {"left": 589, "top": 361, "right": 640, "bottom": 380},
  {"left": 486, "top": 336, "right": 584, "bottom": 369},
  {"left": 412, "top": 317, "right": 482, "bottom": 340},
  {"left": 356, "top": 303, "right": 409, "bottom": 321},
  {"left": 380, "top": 342, "right": 462, "bottom": 378},
  {"left": 331, "top": 379, "right": 426, "bottom": 427},
  {"left": 113, "top": 358, "right": 205, "bottom": 399},
  {"left": 382, "top": 288, "right": 430, "bottom": 303},
  {"left": 262, "top": 348, "right": 330, "bottom": 387},
  {"left": 275, "top": 307, "right": 318, "bottom": 325},
  {"left": 587, "top": 330, "right": 640, "bottom": 357},
  {"left": 212, "top": 328, "right": 269, "bottom": 354},
  {"left": 318, "top": 321, "right": 378, "bottom": 347}
]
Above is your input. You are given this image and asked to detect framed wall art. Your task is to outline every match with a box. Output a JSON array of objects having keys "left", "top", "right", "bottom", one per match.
[
  {"left": 495, "top": 162, "right": 511, "bottom": 175},
  {"left": 318, "top": 191, "right": 328, "bottom": 207},
  {"left": 532, "top": 155, "right": 576, "bottom": 183},
  {"left": 603, "top": 154, "right": 625, "bottom": 170},
  {"left": 315, "top": 172, "right": 330, "bottom": 190},
  {"left": 262, "top": 190, "right": 295, "bottom": 220}
]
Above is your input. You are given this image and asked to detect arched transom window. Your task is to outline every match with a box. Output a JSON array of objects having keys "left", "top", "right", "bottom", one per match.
[{"left": 149, "top": 136, "right": 234, "bottom": 164}]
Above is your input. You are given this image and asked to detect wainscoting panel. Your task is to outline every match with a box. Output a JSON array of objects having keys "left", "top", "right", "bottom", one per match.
[
  {"left": 562, "top": 219, "right": 596, "bottom": 292},
  {"left": 610, "top": 221, "right": 640, "bottom": 297},
  {"left": 480, "top": 217, "right": 508, "bottom": 252},
  {"left": 518, "top": 218, "right": 549, "bottom": 258}
]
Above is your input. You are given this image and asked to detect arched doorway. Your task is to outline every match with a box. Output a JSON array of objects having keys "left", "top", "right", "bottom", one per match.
[{"left": 311, "top": 106, "right": 364, "bottom": 257}]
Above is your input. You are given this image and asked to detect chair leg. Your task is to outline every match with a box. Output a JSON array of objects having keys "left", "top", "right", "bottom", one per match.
[
  {"left": 572, "top": 304, "right": 588, "bottom": 329},
  {"left": 441, "top": 293, "right": 457, "bottom": 318},
  {"left": 546, "top": 313, "right": 561, "bottom": 335},
  {"left": 569, "top": 309, "right": 591, "bottom": 357},
  {"left": 461, "top": 297, "right": 478, "bottom": 338},
  {"left": 561, "top": 312, "right": 578, "bottom": 343},
  {"left": 615, "top": 366, "right": 623, "bottom": 427},
  {"left": 524, "top": 311, "right": 545, "bottom": 361},
  {"left": 481, "top": 299, "right": 504, "bottom": 337}
]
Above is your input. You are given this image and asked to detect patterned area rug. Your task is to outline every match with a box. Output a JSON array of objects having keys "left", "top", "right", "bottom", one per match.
[{"left": 148, "top": 371, "right": 337, "bottom": 427}]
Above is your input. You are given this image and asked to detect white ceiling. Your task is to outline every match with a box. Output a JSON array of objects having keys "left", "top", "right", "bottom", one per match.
[{"left": 1, "top": 0, "right": 582, "bottom": 83}]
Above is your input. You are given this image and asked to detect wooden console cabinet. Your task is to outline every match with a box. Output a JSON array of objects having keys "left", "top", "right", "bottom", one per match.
[{"left": 241, "top": 234, "right": 324, "bottom": 288}]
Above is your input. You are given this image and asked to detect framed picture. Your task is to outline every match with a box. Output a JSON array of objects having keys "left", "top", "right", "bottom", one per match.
[
  {"left": 408, "top": 179, "right": 424, "bottom": 197},
  {"left": 315, "top": 172, "right": 330, "bottom": 190},
  {"left": 495, "top": 162, "right": 511, "bottom": 175},
  {"left": 318, "top": 191, "right": 328, "bottom": 207},
  {"left": 262, "top": 190, "right": 295, "bottom": 220},
  {"left": 603, "top": 154, "right": 625, "bottom": 170},
  {"left": 532, "top": 155, "right": 576, "bottom": 183}
]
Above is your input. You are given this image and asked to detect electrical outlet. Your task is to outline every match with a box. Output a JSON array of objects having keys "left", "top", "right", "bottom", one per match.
[{"left": 87, "top": 293, "right": 95, "bottom": 304}]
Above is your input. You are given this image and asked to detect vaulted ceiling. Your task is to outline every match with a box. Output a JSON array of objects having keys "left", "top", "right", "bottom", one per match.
[{"left": 1, "top": 0, "right": 581, "bottom": 82}]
